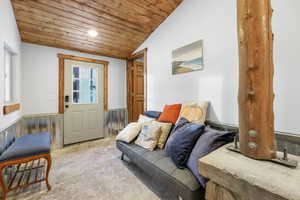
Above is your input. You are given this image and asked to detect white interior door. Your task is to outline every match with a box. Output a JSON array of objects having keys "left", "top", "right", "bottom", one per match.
[{"left": 64, "top": 59, "right": 104, "bottom": 145}]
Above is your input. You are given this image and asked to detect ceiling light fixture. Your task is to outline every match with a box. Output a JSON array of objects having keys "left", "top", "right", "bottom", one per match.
[{"left": 88, "top": 29, "right": 98, "bottom": 37}]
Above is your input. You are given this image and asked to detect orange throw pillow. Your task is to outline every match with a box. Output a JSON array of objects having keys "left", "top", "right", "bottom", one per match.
[{"left": 158, "top": 104, "right": 182, "bottom": 124}]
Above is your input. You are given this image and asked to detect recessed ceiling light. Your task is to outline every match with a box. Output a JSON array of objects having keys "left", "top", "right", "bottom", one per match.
[{"left": 88, "top": 29, "right": 98, "bottom": 37}]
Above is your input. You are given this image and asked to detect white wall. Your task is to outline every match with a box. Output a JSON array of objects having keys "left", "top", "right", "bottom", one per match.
[
  {"left": 21, "top": 43, "right": 126, "bottom": 115},
  {"left": 0, "top": 0, "right": 22, "bottom": 131},
  {"left": 136, "top": 0, "right": 300, "bottom": 134}
]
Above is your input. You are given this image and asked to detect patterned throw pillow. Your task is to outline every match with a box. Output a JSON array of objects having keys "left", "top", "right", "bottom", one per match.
[
  {"left": 152, "top": 121, "right": 172, "bottom": 149},
  {"left": 135, "top": 124, "right": 161, "bottom": 151},
  {"left": 177, "top": 101, "right": 209, "bottom": 124},
  {"left": 116, "top": 123, "right": 142, "bottom": 143}
]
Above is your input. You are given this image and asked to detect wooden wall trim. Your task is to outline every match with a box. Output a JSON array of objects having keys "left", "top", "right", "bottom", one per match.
[
  {"left": 3, "top": 104, "right": 20, "bottom": 115},
  {"left": 103, "top": 63, "right": 108, "bottom": 111},
  {"left": 58, "top": 54, "right": 109, "bottom": 65},
  {"left": 58, "top": 57, "right": 65, "bottom": 114},
  {"left": 144, "top": 48, "right": 148, "bottom": 111},
  {"left": 58, "top": 54, "right": 108, "bottom": 114},
  {"left": 129, "top": 48, "right": 148, "bottom": 60}
]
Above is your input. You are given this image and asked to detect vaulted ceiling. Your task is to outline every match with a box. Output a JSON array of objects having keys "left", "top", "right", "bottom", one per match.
[{"left": 11, "top": 0, "right": 183, "bottom": 59}]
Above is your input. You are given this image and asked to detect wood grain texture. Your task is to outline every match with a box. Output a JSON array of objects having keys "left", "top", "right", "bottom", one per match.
[
  {"left": 58, "top": 57, "right": 65, "bottom": 114},
  {"left": 11, "top": 0, "right": 183, "bottom": 59},
  {"left": 58, "top": 54, "right": 109, "bottom": 114},
  {"left": 0, "top": 153, "right": 52, "bottom": 200},
  {"left": 3, "top": 104, "right": 20, "bottom": 115},
  {"left": 132, "top": 61, "right": 145, "bottom": 121},
  {"left": 126, "top": 60, "right": 134, "bottom": 122},
  {"left": 58, "top": 54, "right": 109, "bottom": 65},
  {"left": 237, "top": 0, "right": 277, "bottom": 159},
  {"left": 104, "top": 63, "right": 108, "bottom": 111},
  {"left": 127, "top": 49, "right": 147, "bottom": 123}
]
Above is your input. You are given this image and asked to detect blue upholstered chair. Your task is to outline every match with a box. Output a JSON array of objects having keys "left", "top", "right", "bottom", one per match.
[{"left": 0, "top": 132, "right": 52, "bottom": 200}]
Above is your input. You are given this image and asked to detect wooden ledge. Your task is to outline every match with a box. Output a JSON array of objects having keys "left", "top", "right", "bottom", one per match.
[{"left": 3, "top": 104, "right": 20, "bottom": 115}]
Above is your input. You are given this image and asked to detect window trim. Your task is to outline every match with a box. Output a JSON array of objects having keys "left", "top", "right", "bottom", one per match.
[
  {"left": 2, "top": 42, "right": 20, "bottom": 115},
  {"left": 3, "top": 42, "right": 17, "bottom": 105}
]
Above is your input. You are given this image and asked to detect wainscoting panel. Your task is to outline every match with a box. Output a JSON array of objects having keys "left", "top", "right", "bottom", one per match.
[
  {"left": 21, "top": 114, "right": 64, "bottom": 150},
  {"left": 0, "top": 109, "right": 128, "bottom": 152},
  {"left": 104, "top": 108, "right": 128, "bottom": 137},
  {"left": 0, "top": 121, "right": 20, "bottom": 154}
]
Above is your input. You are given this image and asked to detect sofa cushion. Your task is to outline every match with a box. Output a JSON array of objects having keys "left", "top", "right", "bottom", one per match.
[
  {"left": 0, "top": 132, "right": 51, "bottom": 162},
  {"left": 158, "top": 104, "right": 182, "bottom": 124},
  {"left": 143, "top": 149, "right": 167, "bottom": 164},
  {"left": 135, "top": 124, "right": 161, "bottom": 151},
  {"left": 116, "top": 122, "right": 142, "bottom": 143},
  {"left": 165, "top": 117, "right": 190, "bottom": 155},
  {"left": 138, "top": 114, "right": 156, "bottom": 124},
  {"left": 177, "top": 101, "right": 209, "bottom": 124},
  {"left": 118, "top": 141, "right": 148, "bottom": 156},
  {"left": 186, "top": 126, "right": 236, "bottom": 188},
  {"left": 152, "top": 121, "right": 173, "bottom": 149},
  {"left": 116, "top": 141, "right": 204, "bottom": 200},
  {"left": 144, "top": 111, "right": 161, "bottom": 119},
  {"left": 167, "top": 123, "right": 205, "bottom": 169}
]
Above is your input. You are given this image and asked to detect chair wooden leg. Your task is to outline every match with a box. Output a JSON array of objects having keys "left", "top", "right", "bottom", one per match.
[
  {"left": 0, "top": 165, "right": 7, "bottom": 200},
  {"left": 45, "top": 154, "right": 52, "bottom": 191}
]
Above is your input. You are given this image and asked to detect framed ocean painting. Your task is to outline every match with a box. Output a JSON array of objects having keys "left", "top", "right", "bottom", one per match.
[{"left": 172, "top": 40, "right": 204, "bottom": 75}]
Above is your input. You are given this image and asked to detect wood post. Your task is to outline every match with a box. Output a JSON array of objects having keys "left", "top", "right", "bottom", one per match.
[{"left": 237, "top": 0, "right": 277, "bottom": 159}]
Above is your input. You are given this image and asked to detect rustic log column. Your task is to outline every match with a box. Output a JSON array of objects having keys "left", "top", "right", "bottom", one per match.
[{"left": 237, "top": 0, "right": 277, "bottom": 159}]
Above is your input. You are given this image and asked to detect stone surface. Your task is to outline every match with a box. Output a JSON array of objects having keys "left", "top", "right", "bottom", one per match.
[{"left": 199, "top": 143, "right": 300, "bottom": 200}]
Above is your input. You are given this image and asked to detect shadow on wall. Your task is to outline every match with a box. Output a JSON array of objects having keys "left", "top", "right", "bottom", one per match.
[{"left": 206, "top": 105, "right": 219, "bottom": 123}]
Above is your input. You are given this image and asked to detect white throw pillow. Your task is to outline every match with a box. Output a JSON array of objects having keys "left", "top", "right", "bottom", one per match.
[
  {"left": 116, "top": 122, "right": 142, "bottom": 143},
  {"left": 138, "top": 114, "right": 156, "bottom": 124}
]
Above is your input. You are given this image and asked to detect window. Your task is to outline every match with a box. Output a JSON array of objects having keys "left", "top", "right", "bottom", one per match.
[
  {"left": 72, "top": 66, "right": 97, "bottom": 104},
  {"left": 4, "top": 45, "right": 14, "bottom": 103}
]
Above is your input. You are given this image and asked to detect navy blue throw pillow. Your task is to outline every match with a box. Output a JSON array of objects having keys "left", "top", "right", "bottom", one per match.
[
  {"left": 165, "top": 117, "right": 190, "bottom": 156},
  {"left": 143, "top": 111, "right": 161, "bottom": 119},
  {"left": 168, "top": 123, "right": 205, "bottom": 169},
  {"left": 186, "top": 126, "right": 236, "bottom": 188}
]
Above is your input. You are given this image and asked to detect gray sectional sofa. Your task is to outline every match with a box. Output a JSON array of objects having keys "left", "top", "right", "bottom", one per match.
[
  {"left": 116, "top": 120, "right": 238, "bottom": 200},
  {"left": 116, "top": 141, "right": 205, "bottom": 200}
]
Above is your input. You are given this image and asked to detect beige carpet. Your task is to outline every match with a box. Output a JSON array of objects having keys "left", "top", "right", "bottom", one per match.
[{"left": 7, "top": 138, "right": 160, "bottom": 200}]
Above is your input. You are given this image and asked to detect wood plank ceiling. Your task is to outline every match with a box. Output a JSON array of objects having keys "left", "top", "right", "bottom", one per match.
[{"left": 11, "top": 0, "right": 183, "bottom": 59}]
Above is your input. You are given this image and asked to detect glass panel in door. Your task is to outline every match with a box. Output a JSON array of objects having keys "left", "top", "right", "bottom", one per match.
[{"left": 72, "top": 66, "right": 97, "bottom": 104}]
